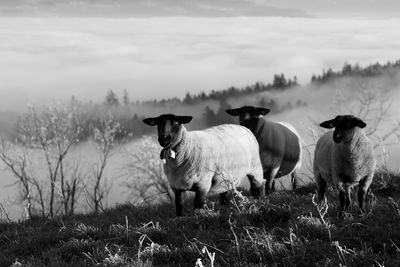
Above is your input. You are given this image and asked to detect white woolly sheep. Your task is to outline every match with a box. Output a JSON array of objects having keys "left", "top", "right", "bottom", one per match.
[
  {"left": 143, "top": 114, "right": 264, "bottom": 216},
  {"left": 314, "top": 115, "right": 376, "bottom": 216},
  {"left": 226, "top": 106, "right": 303, "bottom": 193}
]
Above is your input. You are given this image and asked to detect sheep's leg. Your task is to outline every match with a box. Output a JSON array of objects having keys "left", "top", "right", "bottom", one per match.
[
  {"left": 291, "top": 171, "right": 298, "bottom": 190},
  {"left": 264, "top": 167, "right": 279, "bottom": 194},
  {"left": 345, "top": 188, "right": 351, "bottom": 210},
  {"left": 194, "top": 189, "right": 207, "bottom": 210},
  {"left": 247, "top": 174, "right": 263, "bottom": 199},
  {"left": 220, "top": 192, "right": 229, "bottom": 206},
  {"left": 174, "top": 190, "right": 184, "bottom": 217},
  {"left": 339, "top": 187, "right": 351, "bottom": 216},
  {"left": 316, "top": 174, "right": 327, "bottom": 202},
  {"left": 358, "top": 175, "right": 372, "bottom": 215},
  {"left": 338, "top": 190, "right": 346, "bottom": 215}
]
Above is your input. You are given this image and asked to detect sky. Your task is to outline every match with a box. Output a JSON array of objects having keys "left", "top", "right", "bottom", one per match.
[
  {"left": 0, "top": 0, "right": 308, "bottom": 17},
  {"left": 0, "top": 0, "right": 400, "bottom": 17},
  {"left": 1, "top": 0, "right": 400, "bottom": 17},
  {"left": 254, "top": 0, "right": 400, "bottom": 15},
  {"left": 0, "top": 1, "right": 400, "bottom": 110}
]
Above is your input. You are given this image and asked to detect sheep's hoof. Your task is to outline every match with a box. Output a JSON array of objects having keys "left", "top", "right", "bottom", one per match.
[
  {"left": 220, "top": 192, "right": 230, "bottom": 206},
  {"left": 338, "top": 211, "right": 345, "bottom": 219},
  {"left": 358, "top": 209, "right": 366, "bottom": 217},
  {"left": 337, "top": 211, "right": 352, "bottom": 220}
]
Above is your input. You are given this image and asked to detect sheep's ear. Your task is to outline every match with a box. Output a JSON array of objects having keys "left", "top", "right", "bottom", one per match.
[
  {"left": 176, "top": 116, "right": 192, "bottom": 124},
  {"left": 225, "top": 108, "right": 241, "bottom": 116},
  {"left": 320, "top": 119, "right": 336, "bottom": 129},
  {"left": 143, "top": 117, "right": 159, "bottom": 126},
  {"left": 255, "top": 107, "right": 270, "bottom": 116},
  {"left": 354, "top": 118, "right": 367, "bottom": 128}
]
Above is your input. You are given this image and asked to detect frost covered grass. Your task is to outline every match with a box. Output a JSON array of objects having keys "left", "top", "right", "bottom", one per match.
[{"left": 1, "top": 169, "right": 400, "bottom": 266}]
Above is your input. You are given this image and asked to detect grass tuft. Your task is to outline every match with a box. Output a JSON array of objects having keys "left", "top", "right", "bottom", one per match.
[{"left": 1, "top": 168, "right": 400, "bottom": 266}]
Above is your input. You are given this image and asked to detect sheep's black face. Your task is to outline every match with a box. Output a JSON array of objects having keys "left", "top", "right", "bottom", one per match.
[
  {"left": 143, "top": 114, "right": 192, "bottom": 148},
  {"left": 226, "top": 106, "right": 270, "bottom": 124},
  {"left": 320, "top": 115, "right": 367, "bottom": 144},
  {"left": 157, "top": 115, "right": 181, "bottom": 147}
]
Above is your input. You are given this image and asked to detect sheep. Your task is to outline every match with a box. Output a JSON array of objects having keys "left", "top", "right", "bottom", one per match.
[
  {"left": 314, "top": 115, "right": 376, "bottom": 216},
  {"left": 143, "top": 114, "right": 264, "bottom": 216},
  {"left": 226, "top": 106, "right": 303, "bottom": 194}
]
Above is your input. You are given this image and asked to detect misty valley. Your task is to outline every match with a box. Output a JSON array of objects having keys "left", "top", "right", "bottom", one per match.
[{"left": 1, "top": 60, "right": 400, "bottom": 221}]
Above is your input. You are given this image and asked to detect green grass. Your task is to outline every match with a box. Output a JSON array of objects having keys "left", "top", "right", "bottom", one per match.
[{"left": 2, "top": 169, "right": 400, "bottom": 266}]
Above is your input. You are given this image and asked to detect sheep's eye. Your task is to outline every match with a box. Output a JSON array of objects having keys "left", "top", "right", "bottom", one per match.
[{"left": 172, "top": 121, "right": 179, "bottom": 125}]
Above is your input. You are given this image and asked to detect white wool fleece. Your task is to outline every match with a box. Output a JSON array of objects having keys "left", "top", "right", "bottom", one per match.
[
  {"left": 314, "top": 127, "right": 376, "bottom": 191},
  {"left": 163, "top": 124, "right": 264, "bottom": 193}
]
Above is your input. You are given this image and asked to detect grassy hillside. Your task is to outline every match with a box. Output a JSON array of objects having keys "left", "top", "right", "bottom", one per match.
[{"left": 1, "top": 169, "right": 400, "bottom": 266}]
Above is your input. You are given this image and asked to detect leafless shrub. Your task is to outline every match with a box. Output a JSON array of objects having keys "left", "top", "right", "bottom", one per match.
[
  {"left": 307, "top": 77, "right": 400, "bottom": 174},
  {"left": 84, "top": 114, "right": 121, "bottom": 213},
  {"left": 0, "top": 102, "right": 85, "bottom": 218},
  {"left": 333, "top": 78, "right": 400, "bottom": 162},
  {"left": 57, "top": 160, "right": 85, "bottom": 216},
  {"left": 0, "top": 140, "right": 35, "bottom": 218},
  {"left": 123, "top": 136, "right": 173, "bottom": 205}
]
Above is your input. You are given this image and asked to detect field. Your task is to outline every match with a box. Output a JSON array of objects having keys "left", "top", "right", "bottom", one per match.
[{"left": 1, "top": 169, "right": 400, "bottom": 266}]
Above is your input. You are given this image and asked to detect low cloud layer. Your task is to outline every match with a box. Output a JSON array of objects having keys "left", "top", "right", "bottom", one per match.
[
  {"left": 0, "top": 0, "right": 309, "bottom": 17},
  {"left": 0, "top": 16, "right": 400, "bottom": 110},
  {"left": 1, "top": 0, "right": 399, "bottom": 17}
]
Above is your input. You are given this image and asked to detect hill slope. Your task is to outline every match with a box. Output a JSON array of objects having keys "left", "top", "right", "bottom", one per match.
[{"left": 1, "top": 169, "right": 400, "bottom": 266}]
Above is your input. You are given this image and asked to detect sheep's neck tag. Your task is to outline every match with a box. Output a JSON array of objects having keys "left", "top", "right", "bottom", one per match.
[{"left": 160, "top": 148, "right": 176, "bottom": 164}]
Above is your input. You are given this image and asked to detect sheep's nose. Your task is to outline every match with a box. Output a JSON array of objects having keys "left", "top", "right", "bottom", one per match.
[
  {"left": 333, "top": 132, "right": 343, "bottom": 143},
  {"left": 159, "top": 134, "right": 171, "bottom": 141},
  {"left": 158, "top": 135, "right": 172, "bottom": 146}
]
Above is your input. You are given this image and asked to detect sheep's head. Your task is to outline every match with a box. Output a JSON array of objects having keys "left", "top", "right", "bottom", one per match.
[
  {"left": 226, "top": 106, "right": 270, "bottom": 124},
  {"left": 143, "top": 114, "right": 192, "bottom": 148},
  {"left": 320, "top": 115, "right": 366, "bottom": 144}
]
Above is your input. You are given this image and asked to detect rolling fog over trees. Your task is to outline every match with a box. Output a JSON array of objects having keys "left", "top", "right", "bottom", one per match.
[
  {"left": 2, "top": 60, "right": 398, "bottom": 142},
  {"left": 0, "top": 72, "right": 301, "bottom": 141}
]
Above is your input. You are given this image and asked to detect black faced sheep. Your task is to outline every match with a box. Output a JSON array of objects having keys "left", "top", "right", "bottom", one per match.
[
  {"left": 143, "top": 114, "right": 264, "bottom": 216},
  {"left": 314, "top": 115, "right": 376, "bottom": 216},
  {"left": 226, "top": 106, "right": 303, "bottom": 193}
]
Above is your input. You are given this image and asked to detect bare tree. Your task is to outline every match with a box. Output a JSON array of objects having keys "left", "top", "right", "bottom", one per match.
[
  {"left": 295, "top": 76, "right": 400, "bottom": 188},
  {"left": 332, "top": 78, "right": 400, "bottom": 153},
  {"left": 123, "top": 136, "right": 174, "bottom": 204},
  {"left": 0, "top": 140, "right": 35, "bottom": 218},
  {"left": 304, "top": 76, "right": 400, "bottom": 178},
  {"left": 58, "top": 160, "right": 84, "bottom": 216},
  {"left": 0, "top": 102, "right": 85, "bottom": 218},
  {"left": 85, "top": 115, "right": 121, "bottom": 213},
  {"left": 22, "top": 104, "right": 84, "bottom": 217}
]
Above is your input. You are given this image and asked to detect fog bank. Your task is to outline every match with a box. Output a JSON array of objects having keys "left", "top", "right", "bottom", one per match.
[{"left": 1, "top": 16, "right": 400, "bottom": 110}]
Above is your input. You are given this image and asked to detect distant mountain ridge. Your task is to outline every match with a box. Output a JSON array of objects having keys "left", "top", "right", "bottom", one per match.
[{"left": 0, "top": 0, "right": 310, "bottom": 17}]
